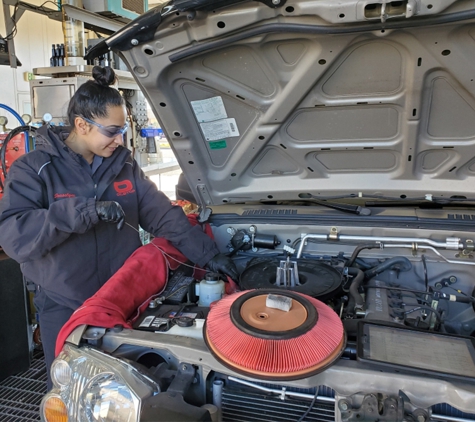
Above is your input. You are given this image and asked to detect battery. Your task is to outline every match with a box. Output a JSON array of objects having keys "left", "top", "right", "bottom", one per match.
[
  {"left": 133, "top": 303, "right": 209, "bottom": 332},
  {"left": 161, "top": 265, "right": 195, "bottom": 304}
]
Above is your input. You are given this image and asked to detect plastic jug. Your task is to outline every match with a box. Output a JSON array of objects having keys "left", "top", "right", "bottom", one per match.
[{"left": 196, "top": 273, "right": 225, "bottom": 307}]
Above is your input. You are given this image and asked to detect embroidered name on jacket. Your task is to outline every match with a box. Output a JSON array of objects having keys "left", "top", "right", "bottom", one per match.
[
  {"left": 114, "top": 180, "right": 136, "bottom": 196},
  {"left": 54, "top": 193, "right": 76, "bottom": 199}
]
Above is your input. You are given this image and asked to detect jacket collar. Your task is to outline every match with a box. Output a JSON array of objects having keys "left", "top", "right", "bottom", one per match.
[{"left": 35, "top": 124, "right": 131, "bottom": 169}]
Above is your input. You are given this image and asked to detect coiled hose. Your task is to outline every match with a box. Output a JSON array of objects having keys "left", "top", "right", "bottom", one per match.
[
  {"left": 0, "top": 125, "right": 37, "bottom": 189},
  {"left": 0, "top": 104, "right": 28, "bottom": 152}
]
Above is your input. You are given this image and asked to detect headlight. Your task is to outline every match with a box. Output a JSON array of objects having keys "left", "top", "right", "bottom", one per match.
[
  {"left": 82, "top": 373, "right": 137, "bottom": 421},
  {"left": 51, "top": 359, "right": 71, "bottom": 387},
  {"left": 40, "top": 344, "right": 159, "bottom": 422}
]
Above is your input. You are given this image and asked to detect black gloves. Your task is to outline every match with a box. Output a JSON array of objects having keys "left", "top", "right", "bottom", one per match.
[
  {"left": 206, "top": 253, "right": 239, "bottom": 280},
  {"left": 95, "top": 201, "right": 125, "bottom": 230}
]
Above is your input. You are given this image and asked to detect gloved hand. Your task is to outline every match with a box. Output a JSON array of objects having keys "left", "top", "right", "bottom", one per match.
[
  {"left": 95, "top": 201, "right": 125, "bottom": 230},
  {"left": 206, "top": 253, "right": 239, "bottom": 280}
]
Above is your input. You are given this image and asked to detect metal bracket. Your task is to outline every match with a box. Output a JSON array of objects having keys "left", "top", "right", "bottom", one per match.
[
  {"left": 460, "top": 239, "right": 475, "bottom": 258},
  {"left": 406, "top": 0, "right": 417, "bottom": 18},
  {"left": 198, "top": 206, "right": 212, "bottom": 223},
  {"left": 380, "top": 2, "right": 387, "bottom": 23},
  {"left": 257, "top": 0, "right": 287, "bottom": 8},
  {"left": 82, "top": 326, "right": 106, "bottom": 348},
  {"left": 411, "top": 242, "right": 418, "bottom": 256},
  {"left": 249, "top": 225, "right": 257, "bottom": 252},
  {"left": 167, "top": 362, "right": 196, "bottom": 395},
  {"left": 329, "top": 226, "right": 339, "bottom": 240},
  {"left": 455, "top": 245, "right": 474, "bottom": 259},
  {"left": 341, "top": 393, "right": 404, "bottom": 422}
]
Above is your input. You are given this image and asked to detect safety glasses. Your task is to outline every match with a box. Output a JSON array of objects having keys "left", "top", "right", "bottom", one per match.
[{"left": 82, "top": 117, "right": 129, "bottom": 138}]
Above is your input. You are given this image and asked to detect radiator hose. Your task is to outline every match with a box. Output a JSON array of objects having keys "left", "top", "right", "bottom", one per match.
[{"left": 347, "top": 267, "right": 365, "bottom": 313}]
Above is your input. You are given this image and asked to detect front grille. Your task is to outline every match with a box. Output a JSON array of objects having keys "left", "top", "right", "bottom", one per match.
[
  {"left": 122, "top": 0, "right": 145, "bottom": 14},
  {"left": 448, "top": 214, "right": 475, "bottom": 220},
  {"left": 222, "top": 382, "right": 335, "bottom": 422},
  {"left": 0, "top": 349, "right": 47, "bottom": 421}
]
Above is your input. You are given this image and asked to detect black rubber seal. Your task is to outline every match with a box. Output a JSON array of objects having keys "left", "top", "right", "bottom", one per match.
[{"left": 229, "top": 289, "right": 318, "bottom": 340}]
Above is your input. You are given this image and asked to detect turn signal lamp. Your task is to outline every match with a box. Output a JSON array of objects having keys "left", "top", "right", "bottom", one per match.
[{"left": 42, "top": 395, "right": 68, "bottom": 422}]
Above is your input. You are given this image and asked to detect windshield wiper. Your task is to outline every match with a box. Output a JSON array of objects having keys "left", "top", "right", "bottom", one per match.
[
  {"left": 365, "top": 199, "right": 475, "bottom": 208},
  {"left": 297, "top": 194, "right": 371, "bottom": 215}
]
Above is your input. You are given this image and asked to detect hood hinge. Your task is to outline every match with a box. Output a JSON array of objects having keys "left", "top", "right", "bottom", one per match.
[{"left": 196, "top": 183, "right": 212, "bottom": 223}]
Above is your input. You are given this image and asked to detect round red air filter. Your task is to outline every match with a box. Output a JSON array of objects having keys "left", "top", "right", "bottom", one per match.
[{"left": 204, "top": 289, "right": 345, "bottom": 380}]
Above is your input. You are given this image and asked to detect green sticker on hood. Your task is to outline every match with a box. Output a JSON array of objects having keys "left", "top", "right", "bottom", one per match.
[{"left": 209, "top": 140, "right": 227, "bottom": 150}]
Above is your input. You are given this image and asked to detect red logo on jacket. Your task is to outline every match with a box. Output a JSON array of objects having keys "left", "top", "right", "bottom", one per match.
[
  {"left": 114, "top": 180, "right": 135, "bottom": 196},
  {"left": 54, "top": 193, "right": 76, "bottom": 199}
]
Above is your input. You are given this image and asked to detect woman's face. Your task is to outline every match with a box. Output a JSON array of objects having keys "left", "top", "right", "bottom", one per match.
[{"left": 80, "top": 105, "right": 128, "bottom": 159}]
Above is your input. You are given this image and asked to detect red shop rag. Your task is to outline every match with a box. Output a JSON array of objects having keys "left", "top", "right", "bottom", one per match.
[{"left": 55, "top": 214, "right": 216, "bottom": 356}]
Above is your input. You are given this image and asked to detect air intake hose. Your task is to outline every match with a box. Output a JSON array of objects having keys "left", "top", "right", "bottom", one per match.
[{"left": 364, "top": 256, "right": 412, "bottom": 279}]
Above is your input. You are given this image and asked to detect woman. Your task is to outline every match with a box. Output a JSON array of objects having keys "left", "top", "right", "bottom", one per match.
[{"left": 0, "top": 66, "right": 237, "bottom": 387}]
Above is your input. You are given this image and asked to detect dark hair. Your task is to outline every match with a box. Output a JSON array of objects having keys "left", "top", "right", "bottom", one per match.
[{"left": 67, "top": 66, "right": 125, "bottom": 126}]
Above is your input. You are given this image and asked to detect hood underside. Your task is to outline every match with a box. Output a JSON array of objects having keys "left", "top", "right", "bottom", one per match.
[{"left": 112, "top": 0, "right": 475, "bottom": 205}]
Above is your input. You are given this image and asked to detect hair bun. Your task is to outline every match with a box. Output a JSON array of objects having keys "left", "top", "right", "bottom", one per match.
[{"left": 92, "top": 66, "right": 116, "bottom": 87}]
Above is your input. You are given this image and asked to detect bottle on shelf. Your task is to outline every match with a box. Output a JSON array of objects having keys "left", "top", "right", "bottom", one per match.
[{"left": 50, "top": 43, "right": 57, "bottom": 66}]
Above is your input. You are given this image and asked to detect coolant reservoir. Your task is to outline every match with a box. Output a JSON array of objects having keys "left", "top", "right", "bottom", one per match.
[
  {"left": 196, "top": 273, "right": 225, "bottom": 307},
  {"left": 61, "top": 0, "right": 85, "bottom": 65}
]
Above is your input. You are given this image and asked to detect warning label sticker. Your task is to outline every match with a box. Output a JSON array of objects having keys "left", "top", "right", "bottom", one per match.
[
  {"left": 139, "top": 316, "right": 154, "bottom": 328},
  {"left": 191, "top": 96, "right": 227, "bottom": 123},
  {"left": 200, "top": 118, "right": 239, "bottom": 141}
]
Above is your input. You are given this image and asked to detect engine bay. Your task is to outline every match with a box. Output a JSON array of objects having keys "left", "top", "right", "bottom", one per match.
[
  {"left": 218, "top": 222, "right": 475, "bottom": 339},
  {"left": 66, "top": 220, "right": 475, "bottom": 421}
]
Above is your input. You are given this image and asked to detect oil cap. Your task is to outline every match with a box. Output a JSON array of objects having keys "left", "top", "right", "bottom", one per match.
[{"left": 175, "top": 317, "right": 194, "bottom": 327}]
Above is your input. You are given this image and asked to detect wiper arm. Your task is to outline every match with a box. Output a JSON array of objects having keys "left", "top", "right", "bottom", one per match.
[
  {"left": 310, "top": 199, "right": 372, "bottom": 215},
  {"left": 365, "top": 200, "right": 475, "bottom": 208},
  {"left": 297, "top": 194, "right": 371, "bottom": 215}
]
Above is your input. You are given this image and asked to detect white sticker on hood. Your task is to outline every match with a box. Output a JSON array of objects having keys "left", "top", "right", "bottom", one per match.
[
  {"left": 201, "top": 118, "right": 240, "bottom": 141},
  {"left": 191, "top": 96, "right": 227, "bottom": 122}
]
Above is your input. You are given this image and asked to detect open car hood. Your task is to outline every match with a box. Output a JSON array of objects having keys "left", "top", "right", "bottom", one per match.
[{"left": 88, "top": 0, "right": 475, "bottom": 205}]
